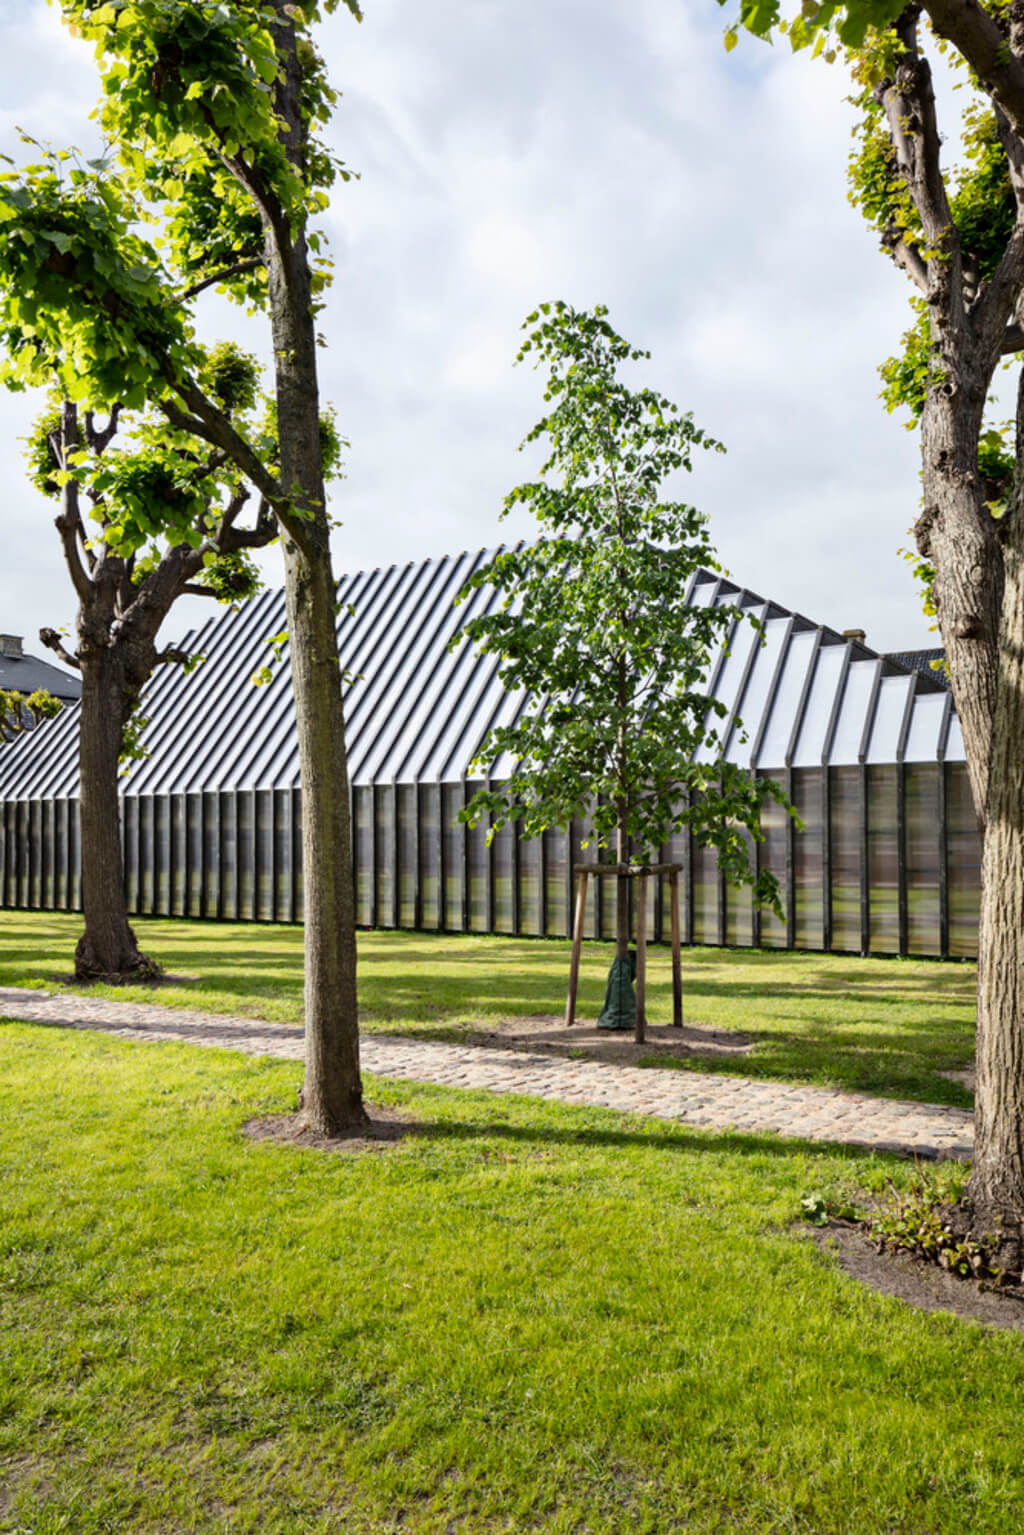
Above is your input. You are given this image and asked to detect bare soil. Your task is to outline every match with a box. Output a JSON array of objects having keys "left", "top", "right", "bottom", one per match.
[
  {"left": 814, "top": 1221, "right": 1024, "bottom": 1334},
  {"left": 469, "top": 1013, "right": 752, "bottom": 1067},
  {"left": 244, "top": 1105, "right": 422, "bottom": 1155}
]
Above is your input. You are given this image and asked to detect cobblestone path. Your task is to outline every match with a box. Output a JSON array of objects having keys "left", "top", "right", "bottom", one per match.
[{"left": 0, "top": 987, "right": 974, "bottom": 1160}]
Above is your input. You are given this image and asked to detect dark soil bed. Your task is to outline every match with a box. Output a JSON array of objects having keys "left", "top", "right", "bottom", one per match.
[
  {"left": 814, "top": 1221, "right": 1024, "bottom": 1334},
  {"left": 472, "top": 1013, "right": 752, "bottom": 1067},
  {"left": 244, "top": 1105, "right": 422, "bottom": 1154}
]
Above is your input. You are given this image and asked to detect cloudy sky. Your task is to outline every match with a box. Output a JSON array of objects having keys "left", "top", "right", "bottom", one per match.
[{"left": 0, "top": 0, "right": 935, "bottom": 664}]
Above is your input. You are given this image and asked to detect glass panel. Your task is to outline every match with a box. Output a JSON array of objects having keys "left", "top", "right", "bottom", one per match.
[
  {"left": 187, "top": 794, "right": 203, "bottom": 916},
  {"left": 155, "top": 796, "right": 171, "bottom": 915},
  {"left": 69, "top": 799, "right": 81, "bottom": 911},
  {"left": 466, "top": 784, "right": 489, "bottom": 933},
  {"left": 354, "top": 786, "right": 372, "bottom": 926},
  {"left": 256, "top": 790, "right": 274, "bottom": 921},
  {"left": 691, "top": 836, "right": 719, "bottom": 945},
  {"left": 375, "top": 787, "right": 396, "bottom": 927},
  {"left": 219, "top": 792, "right": 236, "bottom": 919},
  {"left": 867, "top": 765, "right": 899, "bottom": 953},
  {"left": 237, "top": 792, "right": 254, "bottom": 920},
  {"left": 757, "top": 629, "right": 818, "bottom": 770},
  {"left": 829, "top": 661, "right": 878, "bottom": 765},
  {"left": 866, "top": 675, "right": 913, "bottom": 764},
  {"left": 791, "top": 642, "right": 846, "bottom": 767},
  {"left": 657, "top": 826, "right": 687, "bottom": 946},
  {"left": 171, "top": 795, "right": 186, "bottom": 916},
  {"left": 55, "top": 800, "right": 67, "bottom": 911},
  {"left": 442, "top": 784, "right": 464, "bottom": 930},
  {"left": 139, "top": 797, "right": 154, "bottom": 914},
  {"left": 793, "top": 769, "right": 823, "bottom": 949},
  {"left": 519, "top": 834, "right": 541, "bottom": 935},
  {"left": 41, "top": 800, "right": 54, "bottom": 909},
  {"left": 904, "top": 692, "right": 946, "bottom": 762},
  {"left": 829, "top": 766, "right": 861, "bottom": 952},
  {"left": 906, "top": 764, "right": 941, "bottom": 954},
  {"left": 273, "top": 789, "right": 292, "bottom": 921},
  {"left": 293, "top": 791, "right": 304, "bottom": 925},
  {"left": 419, "top": 785, "right": 439, "bottom": 929},
  {"left": 947, "top": 763, "right": 980, "bottom": 957},
  {"left": 203, "top": 795, "right": 220, "bottom": 915},
  {"left": 696, "top": 610, "right": 763, "bottom": 764},
  {"left": 544, "top": 826, "right": 567, "bottom": 937},
  {"left": 724, "top": 827, "right": 754, "bottom": 946},
  {"left": 729, "top": 616, "right": 790, "bottom": 767},
  {"left": 124, "top": 798, "right": 139, "bottom": 913},
  {"left": 756, "top": 774, "right": 788, "bottom": 948},
  {"left": 492, "top": 815, "right": 515, "bottom": 934},
  {"left": 944, "top": 712, "right": 966, "bottom": 762},
  {"left": 397, "top": 785, "right": 417, "bottom": 928}
]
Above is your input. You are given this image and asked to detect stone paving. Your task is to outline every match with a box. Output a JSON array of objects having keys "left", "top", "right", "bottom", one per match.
[{"left": 0, "top": 986, "right": 975, "bottom": 1160}]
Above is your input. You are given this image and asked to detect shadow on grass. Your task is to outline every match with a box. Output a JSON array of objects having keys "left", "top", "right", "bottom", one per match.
[{"left": 250, "top": 1109, "right": 922, "bottom": 1167}]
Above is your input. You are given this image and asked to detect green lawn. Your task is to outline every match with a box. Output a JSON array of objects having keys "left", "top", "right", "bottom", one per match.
[
  {"left": 0, "top": 912, "right": 977, "bottom": 1106},
  {"left": 2, "top": 1020, "right": 1021, "bottom": 1535}
]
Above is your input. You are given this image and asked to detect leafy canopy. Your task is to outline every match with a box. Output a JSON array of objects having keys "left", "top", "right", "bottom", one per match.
[{"left": 458, "top": 302, "right": 788, "bottom": 909}]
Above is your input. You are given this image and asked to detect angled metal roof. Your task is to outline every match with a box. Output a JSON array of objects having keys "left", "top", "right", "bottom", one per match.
[{"left": 0, "top": 549, "right": 963, "bottom": 802}]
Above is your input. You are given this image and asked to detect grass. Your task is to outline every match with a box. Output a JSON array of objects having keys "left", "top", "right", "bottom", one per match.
[
  {"left": 2, "top": 1020, "right": 1022, "bottom": 1535},
  {"left": 0, "top": 912, "right": 977, "bottom": 1107}
]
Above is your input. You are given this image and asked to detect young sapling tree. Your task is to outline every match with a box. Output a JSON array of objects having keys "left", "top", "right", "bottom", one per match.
[{"left": 459, "top": 303, "right": 789, "bottom": 1025}]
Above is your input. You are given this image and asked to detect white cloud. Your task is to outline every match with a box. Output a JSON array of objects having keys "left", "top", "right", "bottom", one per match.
[{"left": 0, "top": 0, "right": 941, "bottom": 658}]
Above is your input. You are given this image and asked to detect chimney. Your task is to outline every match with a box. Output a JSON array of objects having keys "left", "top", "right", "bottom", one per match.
[
  {"left": 842, "top": 628, "right": 866, "bottom": 646},
  {"left": 0, "top": 635, "right": 23, "bottom": 657}
]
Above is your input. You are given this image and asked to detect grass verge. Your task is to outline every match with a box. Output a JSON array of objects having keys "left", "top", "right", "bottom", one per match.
[
  {"left": 0, "top": 912, "right": 976, "bottom": 1107},
  {"left": 0, "top": 1023, "right": 1017, "bottom": 1535}
]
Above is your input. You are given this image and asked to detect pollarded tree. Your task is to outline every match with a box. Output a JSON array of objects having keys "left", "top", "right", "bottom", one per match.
[
  {"left": 0, "top": 0, "right": 366, "bottom": 1130},
  {"left": 726, "top": 0, "right": 1024, "bottom": 1248},
  {"left": 22, "top": 341, "right": 279, "bottom": 982},
  {"left": 459, "top": 303, "right": 788, "bottom": 988}
]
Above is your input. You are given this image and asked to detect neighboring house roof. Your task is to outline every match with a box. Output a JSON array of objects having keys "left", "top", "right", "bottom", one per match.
[
  {"left": 884, "top": 648, "right": 950, "bottom": 687},
  {"left": 0, "top": 635, "right": 81, "bottom": 705},
  {"left": 0, "top": 551, "right": 963, "bottom": 802}
]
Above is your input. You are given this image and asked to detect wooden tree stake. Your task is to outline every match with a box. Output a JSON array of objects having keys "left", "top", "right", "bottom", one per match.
[
  {"left": 670, "top": 869, "right": 683, "bottom": 1028},
  {"left": 564, "top": 869, "right": 588, "bottom": 1026},
  {"left": 635, "top": 871, "right": 648, "bottom": 1045}
]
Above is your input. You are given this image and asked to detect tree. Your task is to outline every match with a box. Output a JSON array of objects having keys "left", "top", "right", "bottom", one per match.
[
  {"left": 726, "top": 0, "right": 1024, "bottom": 1248},
  {"left": 459, "top": 302, "right": 787, "bottom": 999},
  {"left": 21, "top": 344, "right": 279, "bottom": 982},
  {"left": 0, "top": 0, "right": 366, "bottom": 1130},
  {"left": 0, "top": 687, "right": 62, "bottom": 744}
]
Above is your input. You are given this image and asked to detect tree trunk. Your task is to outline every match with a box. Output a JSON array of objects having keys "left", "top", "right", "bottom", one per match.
[
  {"left": 265, "top": 10, "right": 365, "bottom": 1133},
  {"left": 922, "top": 376, "right": 1024, "bottom": 1245},
  {"left": 74, "top": 642, "right": 155, "bottom": 980},
  {"left": 963, "top": 477, "right": 1024, "bottom": 1253}
]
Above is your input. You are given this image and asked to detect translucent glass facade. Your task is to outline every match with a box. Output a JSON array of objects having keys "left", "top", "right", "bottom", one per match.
[{"left": 0, "top": 551, "right": 983, "bottom": 958}]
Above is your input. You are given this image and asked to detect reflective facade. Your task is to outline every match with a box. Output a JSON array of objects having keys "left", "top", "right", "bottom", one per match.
[{"left": 0, "top": 555, "right": 982, "bottom": 957}]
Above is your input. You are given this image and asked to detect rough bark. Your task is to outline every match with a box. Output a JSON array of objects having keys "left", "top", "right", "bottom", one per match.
[
  {"left": 264, "top": 9, "right": 366, "bottom": 1133},
  {"left": 73, "top": 628, "right": 156, "bottom": 981},
  {"left": 45, "top": 399, "right": 273, "bottom": 982},
  {"left": 868, "top": 7, "right": 1024, "bottom": 1238}
]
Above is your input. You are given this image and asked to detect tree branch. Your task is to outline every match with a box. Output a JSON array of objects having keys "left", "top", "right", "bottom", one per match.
[
  {"left": 181, "top": 254, "right": 266, "bottom": 302},
  {"left": 924, "top": 0, "right": 1024, "bottom": 144},
  {"left": 973, "top": 217, "right": 1024, "bottom": 364},
  {"left": 38, "top": 628, "right": 81, "bottom": 670},
  {"left": 153, "top": 646, "right": 192, "bottom": 668},
  {"left": 82, "top": 404, "right": 121, "bottom": 455},
  {"left": 877, "top": 13, "right": 958, "bottom": 257},
  {"left": 158, "top": 381, "right": 285, "bottom": 511},
  {"left": 883, "top": 224, "right": 931, "bottom": 293}
]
